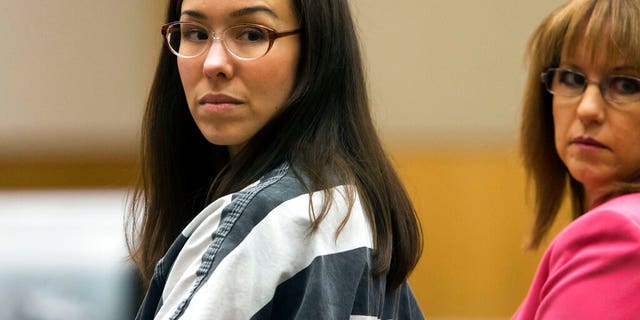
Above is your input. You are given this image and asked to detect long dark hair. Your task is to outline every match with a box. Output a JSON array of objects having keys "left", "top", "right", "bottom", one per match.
[
  {"left": 521, "top": 0, "right": 640, "bottom": 248},
  {"left": 128, "top": 0, "right": 423, "bottom": 291}
]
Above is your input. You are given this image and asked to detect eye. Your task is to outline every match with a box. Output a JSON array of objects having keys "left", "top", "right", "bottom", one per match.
[
  {"left": 609, "top": 76, "right": 640, "bottom": 95},
  {"left": 181, "top": 26, "right": 209, "bottom": 42},
  {"left": 557, "top": 69, "right": 586, "bottom": 89},
  {"left": 228, "top": 25, "right": 270, "bottom": 43}
]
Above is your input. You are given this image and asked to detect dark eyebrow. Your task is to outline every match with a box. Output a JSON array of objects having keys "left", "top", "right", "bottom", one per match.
[
  {"left": 230, "top": 6, "right": 278, "bottom": 18},
  {"left": 180, "top": 6, "right": 278, "bottom": 20},
  {"left": 181, "top": 10, "right": 207, "bottom": 20},
  {"left": 611, "top": 66, "right": 640, "bottom": 75},
  {"left": 559, "top": 63, "right": 581, "bottom": 71}
]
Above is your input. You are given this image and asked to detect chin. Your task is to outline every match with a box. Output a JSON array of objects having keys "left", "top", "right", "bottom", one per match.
[
  {"left": 571, "top": 172, "right": 618, "bottom": 189},
  {"left": 201, "top": 134, "right": 244, "bottom": 149}
]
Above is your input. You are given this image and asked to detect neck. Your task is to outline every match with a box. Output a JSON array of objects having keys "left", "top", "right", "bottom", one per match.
[{"left": 583, "top": 184, "right": 608, "bottom": 211}]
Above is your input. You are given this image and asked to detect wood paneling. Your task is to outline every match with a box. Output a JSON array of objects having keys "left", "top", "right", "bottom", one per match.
[
  {"left": 392, "top": 148, "right": 570, "bottom": 317},
  {"left": 0, "top": 159, "right": 137, "bottom": 189}
]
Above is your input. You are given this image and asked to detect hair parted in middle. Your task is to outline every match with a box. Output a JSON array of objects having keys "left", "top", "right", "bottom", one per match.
[{"left": 128, "top": 0, "right": 423, "bottom": 291}]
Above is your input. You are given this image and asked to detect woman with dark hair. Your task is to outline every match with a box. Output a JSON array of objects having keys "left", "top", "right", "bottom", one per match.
[
  {"left": 514, "top": 0, "right": 640, "bottom": 318},
  {"left": 128, "top": 0, "right": 424, "bottom": 319}
]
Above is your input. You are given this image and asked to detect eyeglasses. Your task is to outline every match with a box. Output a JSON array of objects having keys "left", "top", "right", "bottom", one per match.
[
  {"left": 541, "top": 67, "right": 640, "bottom": 104},
  {"left": 161, "top": 21, "right": 299, "bottom": 60}
]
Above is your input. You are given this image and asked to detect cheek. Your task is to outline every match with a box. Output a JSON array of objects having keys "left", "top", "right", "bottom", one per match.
[
  {"left": 250, "top": 60, "right": 298, "bottom": 104},
  {"left": 551, "top": 102, "right": 575, "bottom": 161},
  {"left": 611, "top": 115, "right": 640, "bottom": 149},
  {"left": 177, "top": 59, "right": 199, "bottom": 96},
  {"left": 617, "top": 126, "right": 640, "bottom": 178},
  {"left": 552, "top": 100, "right": 575, "bottom": 132}
]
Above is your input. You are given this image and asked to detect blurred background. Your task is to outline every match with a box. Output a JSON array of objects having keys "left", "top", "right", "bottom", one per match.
[{"left": 0, "top": 0, "right": 574, "bottom": 319}]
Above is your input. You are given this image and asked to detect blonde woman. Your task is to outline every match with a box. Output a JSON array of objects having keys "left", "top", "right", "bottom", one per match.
[{"left": 515, "top": 0, "right": 640, "bottom": 318}]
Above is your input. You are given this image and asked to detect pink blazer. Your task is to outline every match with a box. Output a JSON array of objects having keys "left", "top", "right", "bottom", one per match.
[{"left": 513, "top": 193, "right": 640, "bottom": 320}]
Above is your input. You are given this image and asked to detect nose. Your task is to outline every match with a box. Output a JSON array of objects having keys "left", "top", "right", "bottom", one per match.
[
  {"left": 202, "top": 38, "right": 234, "bottom": 79},
  {"left": 575, "top": 82, "right": 606, "bottom": 125}
]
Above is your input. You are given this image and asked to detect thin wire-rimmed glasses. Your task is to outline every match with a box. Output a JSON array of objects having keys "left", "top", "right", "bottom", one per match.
[
  {"left": 541, "top": 67, "right": 640, "bottom": 105},
  {"left": 161, "top": 21, "right": 300, "bottom": 60}
]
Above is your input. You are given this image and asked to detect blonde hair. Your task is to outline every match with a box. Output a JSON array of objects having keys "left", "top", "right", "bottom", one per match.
[{"left": 521, "top": 0, "right": 640, "bottom": 248}]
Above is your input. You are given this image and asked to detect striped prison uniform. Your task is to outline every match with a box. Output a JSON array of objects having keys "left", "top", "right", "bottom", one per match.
[{"left": 136, "top": 162, "right": 424, "bottom": 320}]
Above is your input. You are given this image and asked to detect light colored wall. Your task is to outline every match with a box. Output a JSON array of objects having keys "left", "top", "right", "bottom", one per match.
[
  {"left": 0, "top": 0, "right": 164, "bottom": 161},
  {"left": 351, "top": 0, "right": 565, "bottom": 147}
]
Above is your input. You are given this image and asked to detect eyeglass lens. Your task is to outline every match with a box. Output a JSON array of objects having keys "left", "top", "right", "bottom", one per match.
[
  {"left": 165, "top": 23, "right": 272, "bottom": 59},
  {"left": 544, "top": 68, "right": 640, "bottom": 104}
]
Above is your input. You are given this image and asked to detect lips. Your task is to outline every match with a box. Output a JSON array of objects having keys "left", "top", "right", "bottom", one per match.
[
  {"left": 571, "top": 136, "right": 608, "bottom": 149},
  {"left": 198, "top": 94, "right": 243, "bottom": 106}
]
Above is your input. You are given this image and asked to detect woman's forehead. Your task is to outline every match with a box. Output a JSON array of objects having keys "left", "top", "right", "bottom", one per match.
[{"left": 179, "top": 0, "right": 293, "bottom": 15}]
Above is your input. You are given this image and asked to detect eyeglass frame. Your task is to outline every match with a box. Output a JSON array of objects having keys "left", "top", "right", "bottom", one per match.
[
  {"left": 161, "top": 21, "right": 300, "bottom": 60},
  {"left": 540, "top": 67, "right": 640, "bottom": 104}
]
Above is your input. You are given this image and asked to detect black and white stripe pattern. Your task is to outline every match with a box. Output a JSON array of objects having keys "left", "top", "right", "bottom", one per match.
[{"left": 136, "top": 163, "right": 424, "bottom": 319}]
